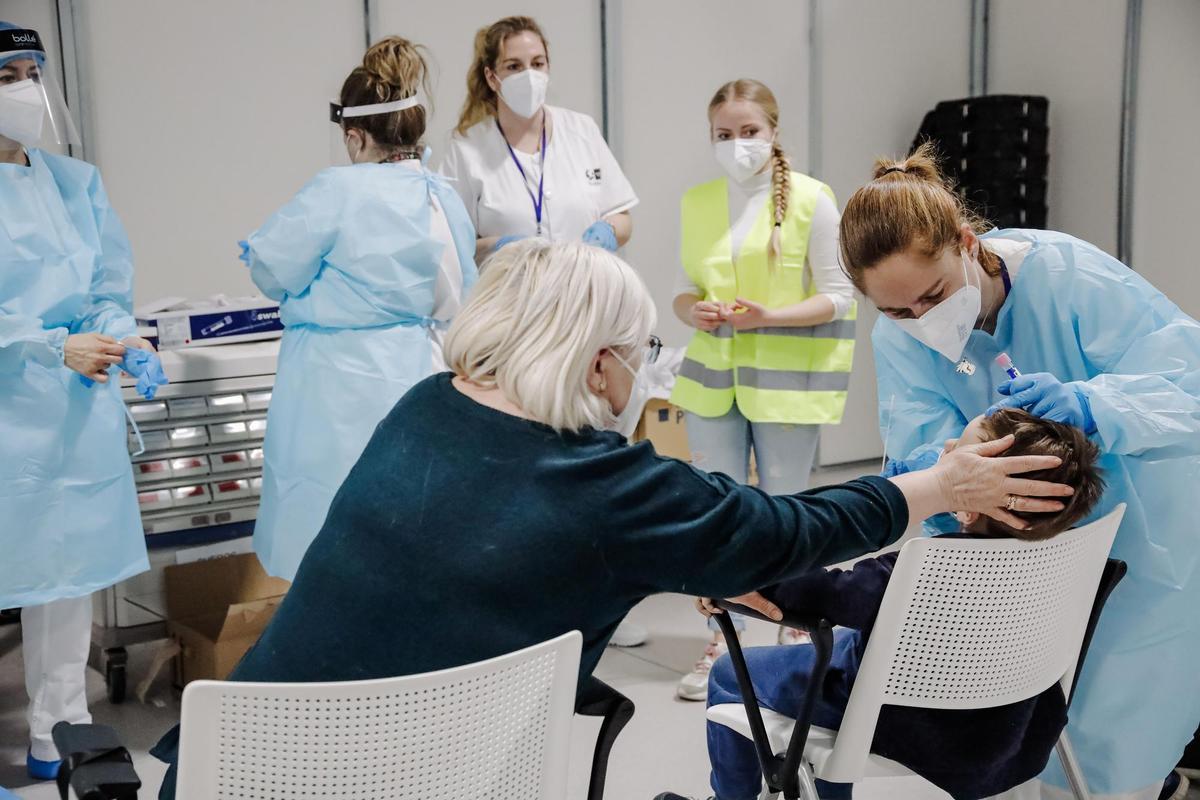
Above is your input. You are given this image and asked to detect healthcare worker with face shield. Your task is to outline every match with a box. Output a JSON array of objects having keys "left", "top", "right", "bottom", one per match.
[
  {"left": 0, "top": 21, "right": 153, "bottom": 782},
  {"left": 245, "top": 36, "right": 477, "bottom": 582},
  {"left": 840, "top": 143, "right": 1200, "bottom": 800},
  {"left": 440, "top": 15, "right": 638, "bottom": 262}
]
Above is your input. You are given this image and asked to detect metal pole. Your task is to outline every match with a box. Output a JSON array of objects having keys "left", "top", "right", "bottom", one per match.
[
  {"left": 969, "top": 0, "right": 990, "bottom": 97},
  {"left": 601, "top": 0, "right": 623, "bottom": 159},
  {"left": 55, "top": 0, "right": 91, "bottom": 163},
  {"left": 1117, "top": 0, "right": 1142, "bottom": 266},
  {"left": 807, "top": 0, "right": 822, "bottom": 177},
  {"left": 363, "top": 0, "right": 374, "bottom": 50},
  {"left": 600, "top": 0, "right": 609, "bottom": 141}
]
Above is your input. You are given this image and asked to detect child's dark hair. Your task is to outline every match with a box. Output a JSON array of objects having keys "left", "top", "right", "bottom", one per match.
[{"left": 980, "top": 408, "right": 1105, "bottom": 540}]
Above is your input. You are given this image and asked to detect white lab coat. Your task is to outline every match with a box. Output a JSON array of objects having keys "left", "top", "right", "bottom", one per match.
[{"left": 440, "top": 105, "right": 638, "bottom": 242}]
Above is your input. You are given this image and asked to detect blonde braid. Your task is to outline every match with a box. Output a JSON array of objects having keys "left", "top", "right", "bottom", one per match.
[{"left": 768, "top": 142, "right": 790, "bottom": 266}]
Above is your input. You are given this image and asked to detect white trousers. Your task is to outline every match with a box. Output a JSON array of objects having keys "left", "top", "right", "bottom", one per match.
[{"left": 23, "top": 594, "right": 93, "bottom": 761}]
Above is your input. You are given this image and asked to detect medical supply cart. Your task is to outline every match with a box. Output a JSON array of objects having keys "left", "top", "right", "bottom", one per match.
[{"left": 91, "top": 340, "right": 279, "bottom": 702}]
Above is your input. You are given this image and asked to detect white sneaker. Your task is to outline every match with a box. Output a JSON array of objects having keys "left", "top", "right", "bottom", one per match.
[
  {"left": 677, "top": 640, "right": 727, "bottom": 701},
  {"left": 777, "top": 625, "right": 811, "bottom": 646},
  {"left": 608, "top": 620, "right": 648, "bottom": 647}
]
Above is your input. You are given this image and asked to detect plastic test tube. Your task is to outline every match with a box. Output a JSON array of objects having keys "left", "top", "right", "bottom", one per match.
[{"left": 995, "top": 352, "right": 1021, "bottom": 380}]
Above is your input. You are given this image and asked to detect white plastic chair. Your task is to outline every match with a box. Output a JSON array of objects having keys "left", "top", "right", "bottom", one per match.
[
  {"left": 709, "top": 505, "right": 1126, "bottom": 800},
  {"left": 175, "top": 630, "right": 582, "bottom": 800}
]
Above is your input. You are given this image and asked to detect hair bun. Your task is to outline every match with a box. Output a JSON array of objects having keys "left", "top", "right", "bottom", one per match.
[
  {"left": 872, "top": 141, "right": 945, "bottom": 183},
  {"left": 361, "top": 36, "right": 423, "bottom": 94}
]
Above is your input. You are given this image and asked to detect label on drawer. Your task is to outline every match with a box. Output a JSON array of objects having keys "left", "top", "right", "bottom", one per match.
[
  {"left": 212, "top": 478, "right": 252, "bottom": 501},
  {"left": 245, "top": 390, "right": 272, "bottom": 411},
  {"left": 129, "top": 401, "right": 168, "bottom": 422},
  {"left": 247, "top": 418, "right": 267, "bottom": 438},
  {"left": 134, "top": 460, "right": 171, "bottom": 483},
  {"left": 170, "top": 455, "right": 210, "bottom": 478},
  {"left": 136, "top": 430, "right": 172, "bottom": 452},
  {"left": 138, "top": 489, "right": 173, "bottom": 511},
  {"left": 167, "top": 397, "right": 208, "bottom": 418},
  {"left": 248, "top": 447, "right": 264, "bottom": 467},
  {"left": 172, "top": 485, "right": 211, "bottom": 506},
  {"left": 207, "top": 393, "right": 247, "bottom": 414},
  {"left": 210, "top": 421, "right": 248, "bottom": 443},
  {"left": 212, "top": 450, "right": 250, "bottom": 473},
  {"left": 169, "top": 426, "right": 208, "bottom": 447}
]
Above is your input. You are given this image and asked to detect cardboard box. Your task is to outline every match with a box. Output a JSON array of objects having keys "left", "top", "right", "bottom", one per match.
[
  {"left": 634, "top": 399, "right": 691, "bottom": 461},
  {"left": 165, "top": 553, "right": 289, "bottom": 685}
]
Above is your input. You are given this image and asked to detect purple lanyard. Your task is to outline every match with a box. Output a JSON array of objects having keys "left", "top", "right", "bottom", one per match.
[
  {"left": 999, "top": 256, "right": 1012, "bottom": 295},
  {"left": 498, "top": 118, "right": 546, "bottom": 235}
]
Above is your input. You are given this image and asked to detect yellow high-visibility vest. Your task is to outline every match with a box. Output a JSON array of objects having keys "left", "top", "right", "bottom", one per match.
[{"left": 669, "top": 172, "right": 856, "bottom": 424}]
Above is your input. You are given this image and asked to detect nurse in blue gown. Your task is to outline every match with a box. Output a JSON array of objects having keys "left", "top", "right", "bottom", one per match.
[
  {"left": 245, "top": 36, "right": 477, "bottom": 581},
  {"left": 840, "top": 145, "right": 1200, "bottom": 800}
]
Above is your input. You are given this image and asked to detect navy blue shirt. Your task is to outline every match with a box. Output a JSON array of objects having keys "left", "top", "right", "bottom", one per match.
[{"left": 155, "top": 373, "right": 910, "bottom": 796}]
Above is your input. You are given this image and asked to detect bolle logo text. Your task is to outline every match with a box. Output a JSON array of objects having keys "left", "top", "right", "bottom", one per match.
[{"left": 12, "top": 33, "right": 37, "bottom": 44}]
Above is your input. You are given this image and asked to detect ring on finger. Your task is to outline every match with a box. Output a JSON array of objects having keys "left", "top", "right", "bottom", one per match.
[{"left": 1006, "top": 494, "right": 1018, "bottom": 511}]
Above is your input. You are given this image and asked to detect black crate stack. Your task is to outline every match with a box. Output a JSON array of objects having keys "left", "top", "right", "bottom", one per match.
[{"left": 912, "top": 95, "right": 1049, "bottom": 229}]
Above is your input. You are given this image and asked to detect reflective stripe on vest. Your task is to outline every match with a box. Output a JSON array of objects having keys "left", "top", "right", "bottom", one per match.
[{"left": 670, "top": 172, "right": 856, "bottom": 424}]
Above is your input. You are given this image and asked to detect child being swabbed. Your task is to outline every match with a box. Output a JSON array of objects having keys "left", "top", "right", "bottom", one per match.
[{"left": 657, "top": 408, "right": 1106, "bottom": 800}]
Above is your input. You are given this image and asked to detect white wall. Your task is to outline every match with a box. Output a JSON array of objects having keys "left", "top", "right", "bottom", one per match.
[
  {"left": 73, "top": 0, "right": 363, "bottom": 304},
  {"left": 374, "top": 0, "right": 602, "bottom": 168},
  {"left": 988, "top": 0, "right": 1126, "bottom": 256},
  {"left": 1130, "top": 0, "right": 1200, "bottom": 319},
  {"left": 611, "top": 0, "right": 812, "bottom": 348},
  {"left": 813, "top": 0, "right": 972, "bottom": 465}
]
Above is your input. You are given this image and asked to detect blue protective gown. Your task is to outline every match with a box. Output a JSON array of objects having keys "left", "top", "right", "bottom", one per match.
[
  {"left": 874, "top": 229, "right": 1200, "bottom": 796},
  {"left": 247, "top": 162, "right": 477, "bottom": 581},
  {"left": 0, "top": 149, "right": 148, "bottom": 608}
]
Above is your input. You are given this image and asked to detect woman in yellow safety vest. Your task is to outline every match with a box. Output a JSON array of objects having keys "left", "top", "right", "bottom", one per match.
[{"left": 670, "top": 79, "right": 856, "bottom": 701}]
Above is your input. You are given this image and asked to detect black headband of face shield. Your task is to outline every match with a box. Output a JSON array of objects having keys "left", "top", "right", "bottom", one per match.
[
  {"left": 329, "top": 102, "right": 346, "bottom": 125},
  {"left": 0, "top": 29, "right": 45, "bottom": 56}
]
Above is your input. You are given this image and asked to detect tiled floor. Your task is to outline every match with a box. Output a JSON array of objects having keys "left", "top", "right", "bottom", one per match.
[{"left": 1, "top": 460, "right": 1195, "bottom": 799}]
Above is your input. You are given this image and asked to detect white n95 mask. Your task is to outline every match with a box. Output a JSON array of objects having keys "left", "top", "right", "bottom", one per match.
[
  {"left": 713, "top": 138, "right": 773, "bottom": 183},
  {"left": 891, "top": 251, "right": 982, "bottom": 364},
  {"left": 0, "top": 79, "right": 46, "bottom": 146},
  {"left": 499, "top": 70, "right": 549, "bottom": 119},
  {"left": 607, "top": 350, "right": 651, "bottom": 439}
]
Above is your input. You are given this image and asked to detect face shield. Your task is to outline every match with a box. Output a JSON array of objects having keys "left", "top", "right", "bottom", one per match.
[
  {"left": 0, "top": 26, "right": 80, "bottom": 151},
  {"left": 327, "top": 92, "right": 426, "bottom": 166}
]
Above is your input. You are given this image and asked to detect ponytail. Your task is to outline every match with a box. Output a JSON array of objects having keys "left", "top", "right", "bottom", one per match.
[{"left": 768, "top": 141, "right": 790, "bottom": 266}]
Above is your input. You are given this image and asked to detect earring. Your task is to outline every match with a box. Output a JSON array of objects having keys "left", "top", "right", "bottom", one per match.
[{"left": 599, "top": 378, "right": 607, "bottom": 392}]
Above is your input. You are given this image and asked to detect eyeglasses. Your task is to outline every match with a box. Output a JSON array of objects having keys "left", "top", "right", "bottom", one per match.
[{"left": 646, "top": 335, "right": 662, "bottom": 365}]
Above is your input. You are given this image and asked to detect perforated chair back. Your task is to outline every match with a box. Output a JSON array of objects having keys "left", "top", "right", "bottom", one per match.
[
  {"left": 821, "top": 506, "right": 1124, "bottom": 782},
  {"left": 175, "top": 631, "right": 582, "bottom": 800}
]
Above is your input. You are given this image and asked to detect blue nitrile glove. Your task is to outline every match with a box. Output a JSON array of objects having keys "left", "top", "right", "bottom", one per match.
[
  {"left": 79, "top": 347, "right": 169, "bottom": 399},
  {"left": 581, "top": 220, "right": 618, "bottom": 252},
  {"left": 881, "top": 447, "right": 941, "bottom": 478},
  {"left": 238, "top": 240, "right": 251, "bottom": 265},
  {"left": 493, "top": 234, "right": 528, "bottom": 252},
  {"left": 988, "top": 372, "right": 1096, "bottom": 434}
]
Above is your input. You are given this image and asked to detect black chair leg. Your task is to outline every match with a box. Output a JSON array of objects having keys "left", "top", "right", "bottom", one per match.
[{"left": 576, "top": 677, "right": 636, "bottom": 800}]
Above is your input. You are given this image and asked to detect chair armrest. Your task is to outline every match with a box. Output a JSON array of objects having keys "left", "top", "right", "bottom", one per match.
[{"left": 716, "top": 599, "right": 825, "bottom": 633}]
